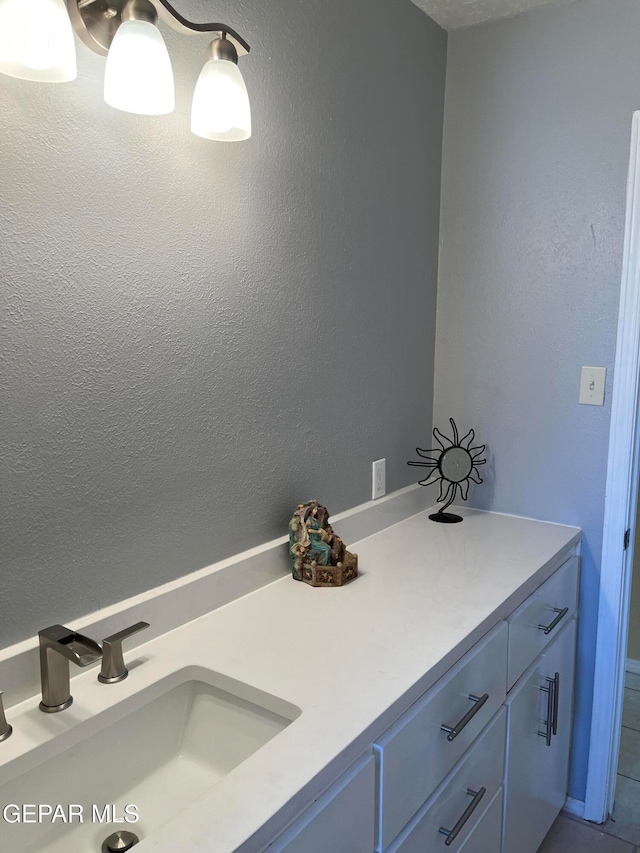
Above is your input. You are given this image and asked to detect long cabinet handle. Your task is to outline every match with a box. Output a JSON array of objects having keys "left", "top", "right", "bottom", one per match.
[
  {"left": 538, "top": 607, "right": 569, "bottom": 636},
  {"left": 551, "top": 671, "right": 560, "bottom": 736},
  {"left": 439, "top": 787, "right": 487, "bottom": 847},
  {"left": 539, "top": 677, "right": 554, "bottom": 746},
  {"left": 441, "top": 693, "right": 489, "bottom": 742}
]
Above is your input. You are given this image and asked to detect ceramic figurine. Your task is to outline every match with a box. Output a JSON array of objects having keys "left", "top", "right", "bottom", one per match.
[{"left": 288, "top": 500, "right": 358, "bottom": 587}]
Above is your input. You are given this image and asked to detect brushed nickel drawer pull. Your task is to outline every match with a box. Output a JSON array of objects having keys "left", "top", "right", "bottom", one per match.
[
  {"left": 551, "top": 671, "right": 560, "bottom": 736},
  {"left": 538, "top": 677, "right": 555, "bottom": 746},
  {"left": 538, "top": 607, "right": 569, "bottom": 636},
  {"left": 441, "top": 693, "right": 489, "bottom": 742},
  {"left": 439, "top": 787, "right": 486, "bottom": 846}
]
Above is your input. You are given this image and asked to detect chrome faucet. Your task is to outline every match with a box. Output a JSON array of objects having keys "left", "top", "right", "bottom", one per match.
[{"left": 38, "top": 625, "right": 102, "bottom": 713}]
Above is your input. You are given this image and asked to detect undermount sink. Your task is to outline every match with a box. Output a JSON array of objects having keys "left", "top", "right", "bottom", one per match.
[{"left": 0, "top": 668, "right": 301, "bottom": 852}]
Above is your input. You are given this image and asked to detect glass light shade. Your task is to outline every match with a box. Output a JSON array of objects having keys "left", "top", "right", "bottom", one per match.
[
  {"left": 104, "top": 19, "right": 174, "bottom": 116},
  {"left": 0, "top": 0, "right": 76, "bottom": 82},
  {"left": 191, "top": 59, "right": 251, "bottom": 142}
]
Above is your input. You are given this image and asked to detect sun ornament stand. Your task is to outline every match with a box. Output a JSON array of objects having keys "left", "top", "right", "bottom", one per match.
[
  {"left": 288, "top": 500, "right": 358, "bottom": 587},
  {"left": 408, "top": 419, "right": 486, "bottom": 523}
]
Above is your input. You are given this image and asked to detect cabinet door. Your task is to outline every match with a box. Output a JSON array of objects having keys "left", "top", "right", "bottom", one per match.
[
  {"left": 503, "top": 619, "right": 576, "bottom": 853},
  {"left": 264, "top": 754, "right": 375, "bottom": 853}
]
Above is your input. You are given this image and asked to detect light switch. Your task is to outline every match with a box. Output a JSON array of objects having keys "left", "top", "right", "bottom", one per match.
[{"left": 579, "top": 366, "right": 606, "bottom": 406}]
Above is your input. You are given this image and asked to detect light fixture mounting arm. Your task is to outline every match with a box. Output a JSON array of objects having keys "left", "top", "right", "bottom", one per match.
[{"left": 68, "top": 0, "right": 250, "bottom": 58}]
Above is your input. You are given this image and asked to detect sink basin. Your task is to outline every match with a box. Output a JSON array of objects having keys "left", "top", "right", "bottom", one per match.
[{"left": 0, "top": 668, "right": 300, "bottom": 852}]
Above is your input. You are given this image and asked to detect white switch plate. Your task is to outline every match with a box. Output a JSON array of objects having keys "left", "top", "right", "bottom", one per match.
[
  {"left": 579, "top": 366, "right": 606, "bottom": 406},
  {"left": 372, "top": 459, "right": 386, "bottom": 500}
]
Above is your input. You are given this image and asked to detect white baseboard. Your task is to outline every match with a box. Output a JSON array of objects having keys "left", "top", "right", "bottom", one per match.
[
  {"left": 563, "top": 797, "right": 586, "bottom": 820},
  {"left": 626, "top": 658, "right": 640, "bottom": 676}
]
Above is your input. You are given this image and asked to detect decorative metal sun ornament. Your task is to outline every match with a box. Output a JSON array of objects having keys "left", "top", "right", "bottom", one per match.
[{"left": 408, "top": 418, "right": 486, "bottom": 524}]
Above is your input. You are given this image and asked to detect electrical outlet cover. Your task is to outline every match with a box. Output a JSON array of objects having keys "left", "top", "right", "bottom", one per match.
[{"left": 372, "top": 459, "right": 386, "bottom": 500}]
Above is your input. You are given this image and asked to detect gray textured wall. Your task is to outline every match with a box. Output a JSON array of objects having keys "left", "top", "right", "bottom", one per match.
[
  {"left": 0, "top": 0, "right": 446, "bottom": 648},
  {"left": 436, "top": 0, "right": 639, "bottom": 801}
]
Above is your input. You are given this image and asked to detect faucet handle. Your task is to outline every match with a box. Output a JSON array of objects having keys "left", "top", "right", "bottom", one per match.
[
  {"left": 98, "top": 622, "right": 150, "bottom": 684},
  {"left": 0, "top": 692, "right": 13, "bottom": 742}
]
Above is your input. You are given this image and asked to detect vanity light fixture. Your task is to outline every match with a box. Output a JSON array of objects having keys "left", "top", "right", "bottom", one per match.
[
  {"left": 0, "top": 0, "right": 77, "bottom": 82},
  {"left": 191, "top": 34, "right": 251, "bottom": 141},
  {"left": 103, "top": 0, "right": 175, "bottom": 115},
  {"left": 0, "top": 0, "right": 251, "bottom": 139}
]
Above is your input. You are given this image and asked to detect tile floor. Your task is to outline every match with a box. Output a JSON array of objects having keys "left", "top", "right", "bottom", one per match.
[{"left": 538, "top": 671, "right": 640, "bottom": 852}]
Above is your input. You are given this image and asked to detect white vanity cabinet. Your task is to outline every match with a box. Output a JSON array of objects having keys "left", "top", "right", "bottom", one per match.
[
  {"left": 502, "top": 555, "right": 579, "bottom": 853},
  {"left": 385, "top": 708, "right": 507, "bottom": 853},
  {"left": 503, "top": 619, "right": 577, "bottom": 853},
  {"left": 261, "top": 548, "right": 579, "bottom": 853},
  {"left": 0, "top": 502, "right": 583, "bottom": 853},
  {"left": 369, "top": 556, "right": 578, "bottom": 853},
  {"left": 373, "top": 623, "right": 508, "bottom": 850}
]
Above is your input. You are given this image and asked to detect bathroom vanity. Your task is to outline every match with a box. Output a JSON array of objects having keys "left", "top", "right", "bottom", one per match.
[
  {"left": 264, "top": 548, "right": 578, "bottom": 853},
  {"left": 0, "top": 500, "right": 580, "bottom": 853}
]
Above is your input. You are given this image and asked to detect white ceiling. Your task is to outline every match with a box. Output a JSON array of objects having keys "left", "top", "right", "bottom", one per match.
[{"left": 411, "top": 0, "right": 579, "bottom": 30}]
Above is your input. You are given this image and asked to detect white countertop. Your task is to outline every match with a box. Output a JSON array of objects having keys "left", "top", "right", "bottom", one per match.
[{"left": 0, "top": 506, "right": 580, "bottom": 853}]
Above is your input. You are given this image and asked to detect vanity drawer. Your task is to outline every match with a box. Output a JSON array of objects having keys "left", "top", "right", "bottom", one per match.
[
  {"left": 507, "top": 556, "right": 578, "bottom": 690},
  {"left": 387, "top": 708, "right": 506, "bottom": 853},
  {"left": 374, "top": 622, "right": 508, "bottom": 851}
]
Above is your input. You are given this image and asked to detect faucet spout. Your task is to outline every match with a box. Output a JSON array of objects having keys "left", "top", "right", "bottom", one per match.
[{"left": 39, "top": 625, "right": 102, "bottom": 713}]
